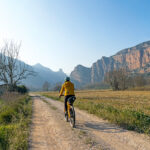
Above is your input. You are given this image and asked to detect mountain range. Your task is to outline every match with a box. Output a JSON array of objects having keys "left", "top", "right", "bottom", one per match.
[
  {"left": 70, "top": 41, "right": 150, "bottom": 87},
  {"left": 22, "top": 63, "right": 66, "bottom": 90},
  {"left": 12, "top": 40, "right": 150, "bottom": 90}
]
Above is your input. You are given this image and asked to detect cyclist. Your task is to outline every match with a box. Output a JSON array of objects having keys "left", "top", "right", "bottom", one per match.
[{"left": 59, "top": 77, "right": 75, "bottom": 115}]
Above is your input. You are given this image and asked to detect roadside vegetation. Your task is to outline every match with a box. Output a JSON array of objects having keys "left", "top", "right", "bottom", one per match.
[
  {"left": 41, "top": 90, "right": 150, "bottom": 134},
  {"left": 104, "top": 68, "right": 150, "bottom": 91},
  {"left": 0, "top": 92, "right": 32, "bottom": 150}
]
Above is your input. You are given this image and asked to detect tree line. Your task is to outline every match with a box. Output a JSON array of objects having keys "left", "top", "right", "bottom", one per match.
[
  {"left": 42, "top": 81, "right": 62, "bottom": 91},
  {"left": 104, "top": 68, "right": 148, "bottom": 90}
]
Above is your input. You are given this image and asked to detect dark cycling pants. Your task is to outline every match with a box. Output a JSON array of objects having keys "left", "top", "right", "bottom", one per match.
[{"left": 64, "top": 95, "right": 74, "bottom": 112}]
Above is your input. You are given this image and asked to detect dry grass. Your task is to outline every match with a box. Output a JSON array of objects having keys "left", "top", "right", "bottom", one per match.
[
  {"left": 40, "top": 90, "right": 150, "bottom": 134},
  {"left": 75, "top": 90, "right": 150, "bottom": 115},
  {"left": 40, "top": 90, "right": 150, "bottom": 115}
]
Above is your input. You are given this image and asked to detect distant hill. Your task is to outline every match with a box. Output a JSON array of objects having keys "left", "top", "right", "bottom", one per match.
[
  {"left": 0, "top": 53, "right": 66, "bottom": 91},
  {"left": 70, "top": 40, "right": 150, "bottom": 87},
  {"left": 23, "top": 63, "right": 66, "bottom": 91}
]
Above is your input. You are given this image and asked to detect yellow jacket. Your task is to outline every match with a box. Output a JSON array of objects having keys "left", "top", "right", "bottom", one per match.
[{"left": 59, "top": 81, "right": 75, "bottom": 96}]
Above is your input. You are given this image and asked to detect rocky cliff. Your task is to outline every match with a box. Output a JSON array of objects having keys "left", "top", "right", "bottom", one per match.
[{"left": 70, "top": 41, "right": 150, "bottom": 87}]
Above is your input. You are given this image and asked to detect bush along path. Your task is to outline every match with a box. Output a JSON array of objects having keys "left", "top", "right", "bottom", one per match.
[{"left": 0, "top": 93, "right": 32, "bottom": 150}]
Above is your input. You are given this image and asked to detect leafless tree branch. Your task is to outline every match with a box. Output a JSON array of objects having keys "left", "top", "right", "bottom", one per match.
[{"left": 0, "top": 41, "right": 36, "bottom": 91}]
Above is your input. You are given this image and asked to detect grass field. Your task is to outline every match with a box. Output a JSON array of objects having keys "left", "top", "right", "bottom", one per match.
[
  {"left": 0, "top": 93, "right": 32, "bottom": 150},
  {"left": 41, "top": 90, "right": 150, "bottom": 134}
]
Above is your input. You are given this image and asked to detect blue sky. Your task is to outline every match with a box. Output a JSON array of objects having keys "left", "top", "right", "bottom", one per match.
[{"left": 0, "top": 0, "right": 150, "bottom": 74}]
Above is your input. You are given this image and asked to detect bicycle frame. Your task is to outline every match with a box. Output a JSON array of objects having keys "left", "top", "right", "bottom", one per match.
[
  {"left": 62, "top": 95, "right": 76, "bottom": 127},
  {"left": 64, "top": 101, "right": 72, "bottom": 118},
  {"left": 67, "top": 101, "right": 71, "bottom": 118}
]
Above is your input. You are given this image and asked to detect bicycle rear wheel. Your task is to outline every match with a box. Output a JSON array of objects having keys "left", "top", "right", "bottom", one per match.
[
  {"left": 70, "top": 107, "right": 75, "bottom": 128},
  {"left": 64, "top": 112, "right": 68, "bottom": 122}
]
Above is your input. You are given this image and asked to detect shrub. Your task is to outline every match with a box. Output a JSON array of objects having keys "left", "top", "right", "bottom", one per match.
[
  {"left": 0, "top": 95, "right": 32, "bottom": 149},
  {"left": 0, "top": 125, "right": 16, "bottom": 150},
  {"left": 0, "top": 108, "right": 16, "bottom": 124},
  {"left": 17, "top": 85, "right": 28, "bottom": 94}
]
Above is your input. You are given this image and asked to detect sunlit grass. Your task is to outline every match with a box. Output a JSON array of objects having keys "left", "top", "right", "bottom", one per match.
[
  {"left": 0, "top": 93, "right": 32, "bottom": 150},
  {"left": 40, "top": 90, "right": 150, "bottom": 134}
]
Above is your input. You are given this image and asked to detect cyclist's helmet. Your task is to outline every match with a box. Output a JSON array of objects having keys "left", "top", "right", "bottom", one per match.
[{"left": 65, "top": 76, "right": 70, "bottom": 81}]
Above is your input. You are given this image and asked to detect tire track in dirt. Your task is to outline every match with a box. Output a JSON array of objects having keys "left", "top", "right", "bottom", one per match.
[
  {"left": 39, "top": 95, "right": 150, "bottom": 150},
  {"left": 29, "top": 96, "right": 102, "bottom": 150}
]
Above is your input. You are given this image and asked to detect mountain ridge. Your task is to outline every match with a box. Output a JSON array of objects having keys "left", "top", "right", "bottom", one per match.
[
  {"left": 22, "top": 63, "right": 66, "bottom": 90},
  {"left": 70, "top": 40, "right": 150, "bottom": 87}
]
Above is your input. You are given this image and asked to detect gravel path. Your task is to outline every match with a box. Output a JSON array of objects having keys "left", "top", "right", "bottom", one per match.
[{"left": 29, "top": 95, "right": 150, "bottom": 150}]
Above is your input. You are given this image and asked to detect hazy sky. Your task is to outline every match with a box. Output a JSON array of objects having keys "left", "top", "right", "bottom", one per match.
[{"left": 0, "top": 0, "right": 150, "bottom": 74}]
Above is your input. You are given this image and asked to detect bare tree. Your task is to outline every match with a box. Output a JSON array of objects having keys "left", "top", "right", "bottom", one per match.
[
  {"left": 134, "top": 75, "right": 146, "bottom": 87},
  {"left": 126, "top": 76, "right": 135, "bottom": 88},
  {"left": 53, "top": 82, "right": 62, "bottom": 91},
  {"left": 105, "top": 70, "right": 119, "bottom": 90},
  {"left": 104, "top": 68, "right": 128, "bottom": 90},
  {"left": 117, "top": 68, "right": 129, "bottom": 90},
  {"left": 42, "top": 81, "right": 51, "bottom": 91},
  {"left": 0, "top": 41, "right": 35, "bottom": 91}
]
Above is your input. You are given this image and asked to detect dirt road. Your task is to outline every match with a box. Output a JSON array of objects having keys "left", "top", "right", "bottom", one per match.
[{"left": 29, "top": 95, "right": 150, "bottom": 150}]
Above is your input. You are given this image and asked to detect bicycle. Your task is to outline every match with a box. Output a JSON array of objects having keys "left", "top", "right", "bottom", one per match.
[{"left": 64, "top": 96, "right": 76, "bottom": 128}]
